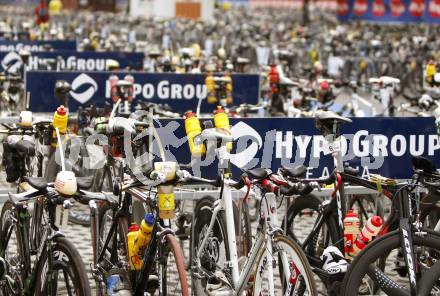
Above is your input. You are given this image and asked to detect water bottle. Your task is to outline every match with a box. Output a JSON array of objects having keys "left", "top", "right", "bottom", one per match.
[
  {"left": 213, "top": 106, "right": 232, "bottom": 151},
  {"left": 106, "top": 273, "right": 131, "bottom": 296},
  {"left": 352, "top": 216, "right": 383, "bottom": 256},
  {"left": 51, "top": 105, "right": 68, "bottom": 148},
  {"left": 127, "top": 223, "right": 142, "bottom": 270},
  {"left": 343, "top": 210, "right": 360, "bottom": 259},
  {"left": 133, "top": 213, "right": 155, "bottom": 258},
  {"left": 184, "top": 111, "right": 205, "bottom": 156}
]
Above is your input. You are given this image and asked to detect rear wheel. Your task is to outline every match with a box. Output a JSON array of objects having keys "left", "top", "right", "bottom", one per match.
[{"left": 34, "top": 236, "right": 91, "bottom": 296}]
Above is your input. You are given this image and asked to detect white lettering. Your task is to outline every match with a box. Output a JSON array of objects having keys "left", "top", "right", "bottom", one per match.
[
  {"left": 295, "top": 136, "right": 311, "bottom": 158},
  {"left": 143, "top": 84, "right": 154, "bottom": 99},
  {"left": 409, "top": 135, "right": 424, "bottom": 156},
  {"left": 428, "top": 135, "right": 440, "bottom": 155},
  {"left": 372, "top": 135, "right": 388, "bottom": 157},
  {"left": 183, "top": 84, "right": 195, "bottom": 99},
  {"left": 390, "top": 135, "right": 406, "bottom": 157},
  {"left": 171, "top": 84, "right": 182, "bottom": 99},
  {"left": 276, "top": 132, "right": 293, "bottom": 158},
  {"left": 157, "top": 81, "right": 169, "bottom": 99},
  {"left": 353, "top": 130, "right": 369, "bottom": 157}
]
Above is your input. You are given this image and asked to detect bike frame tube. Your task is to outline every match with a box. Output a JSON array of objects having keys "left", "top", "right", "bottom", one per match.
[
  {"left": 397, "top": 186, "right": 417, "bottom": 296},
  {"left": 222, "top": 182, "right": 240, "bottom": 288}
]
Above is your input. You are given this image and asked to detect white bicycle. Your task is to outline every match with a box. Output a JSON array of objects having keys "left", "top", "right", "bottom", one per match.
[{"left": 181, "top": 127, "right": 317, "bottom": 295}]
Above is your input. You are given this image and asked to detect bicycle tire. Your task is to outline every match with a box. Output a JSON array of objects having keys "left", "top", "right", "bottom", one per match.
[
  {"left": 0, "top": 201, "right": 29, "bottom": 295},
  {"left": 341, "top": 229, "right": 440, "bottom": 296},
  {"left": 283, "top": 195, "right": 341, "bottom": 257},
  {"left": 190, "top": 196, "right": 230, "bottom": 295},
  {"left": 159, "top": 233, "right": 190, "bottom": 296},
  {"left": 34, "top": 236, "right": 91, "bottom": 296},
  {"left": 253, "top": 234, "right": 317, "bottom": 295}
]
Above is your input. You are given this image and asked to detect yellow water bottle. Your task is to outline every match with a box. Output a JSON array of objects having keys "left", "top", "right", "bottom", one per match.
[
  {"left": 426, "top": 60, "right": 436, "bottom": 85},
  {"left": 154, "top": 162, "right": 177, "bottom": 219},
  {"left": 132, "top": 213, "right": 155, "bottom": 260},
  {"left": 127, "top": 223, "right": 142, "bottom": 270},
  {"left": 206, "top": 72, "right": 217, "bottom": 104},
  {"left": 184, "top": 111, "right": 206, "bottom": 157},
  {"left": 51, "top": 105, "right": 68, "bottom": 147},
  {"left": 214, "top": 106, "right": 233, "bottom": 151}
]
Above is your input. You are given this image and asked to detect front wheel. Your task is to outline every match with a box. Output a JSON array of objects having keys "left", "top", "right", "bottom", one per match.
[
  {"left": 159, "top": 234, "right": 189, "bottom": 296},
  {"left": 341, "top": 229, "right": 440, "bottom": 296},
  {"left": 253, "top": 234, "right": 317, "bottom": 295},
  {"left": 34, "top": 236, "right": 91, "bottom": 296}
]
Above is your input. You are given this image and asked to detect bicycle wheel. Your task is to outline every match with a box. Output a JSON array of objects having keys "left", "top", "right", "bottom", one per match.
[
  {"left": 159, "top": 233, "right": 189, "bottom": 296},
  {"left": 283, "top": 195, "right": 341, "bottom": 258},
  {"left": 341, "top": 229, "right": 440, "bottom": 295},
  {"left": 190, "top": 197, "right": 230, "bottom": 295},
  {"left": 253, "top": 234, "right": 317, "bottom": 295},
  {"left": 34, "top": 236, "right": 91, "bottom": 296},
  {"left": 0, "top": 201, "right": 29, "bottom": 295}
]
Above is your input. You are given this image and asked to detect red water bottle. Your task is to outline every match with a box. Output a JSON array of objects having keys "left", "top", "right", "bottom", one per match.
[
  {"left": 343, "top": 210, "right": 360, "bottom": 259},
  {"left": 352, "top": 216, "right": 383, "bottom": 256}
]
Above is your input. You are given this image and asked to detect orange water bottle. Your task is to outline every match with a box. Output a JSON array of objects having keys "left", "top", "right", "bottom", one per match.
[
  {"left": 51, "top": 105, "right": 68, "bottom": 147},
  {"left": 184, "top": 111, "right": 206, "bottom": 156},
  {"left": 343, "top": 210, "right": 360, "bottom": 259},
  {"left": 213, "top": 106, "right": 232, "bottom": 151},
  {"left": 352, "top": 216, "right": 383, "bottom": 256},
  {"left": 132, "top": 213, "right": 155, "bottom": 259}
]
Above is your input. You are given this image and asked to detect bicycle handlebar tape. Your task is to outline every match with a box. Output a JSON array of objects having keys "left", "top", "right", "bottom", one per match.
[{"left": 184, "top": 111, "right": 206, "bottom": 157}]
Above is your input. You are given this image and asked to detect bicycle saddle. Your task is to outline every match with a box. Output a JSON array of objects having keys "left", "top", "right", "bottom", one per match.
[
  {"left": 15, "top": 139, "right": 35, "bottom": 156},
  {"left": 245, "top": 168, "right": 271, "bottom": 180},
  {"left": 200, "top": 128, "right": 233, "bottom": 143},
  {"left": 280, "top": 165, "right": 307, "bottom": 178},
  {"left": 23, "top": 176, "right": 48, "bottom": 191},
  {"left": 315, "top": 110, "right": 352, "bottom": 124},
  {"left": 77, "top": 176, "right": 94, "bottom": 190},
  {"left": 107, "top": 117, "right": 136, "bottom": 135}
]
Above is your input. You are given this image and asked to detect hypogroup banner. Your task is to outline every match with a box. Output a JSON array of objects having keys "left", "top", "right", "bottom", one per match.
[
  {"left": 25, "top": 71, "right": 260, "bottom": 113},
  {"left": 0, "top": 51, "right": 144, "bottom": 73},
  {"left": 337, "top": 0, "right": 440, "bottom": 23},
  {"left": 0, "top": 40, "right": 77, "bottom": 52},
  {"left": 155, "top": 117, "right": 440, "bottom": 180}
]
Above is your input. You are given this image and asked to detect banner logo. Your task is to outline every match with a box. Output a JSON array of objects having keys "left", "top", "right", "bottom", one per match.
[
  {"left": 1, "top": 52, "right": 22, "bottom": 73},
  {"left": 70, "top": 73, "right": 98, "bottom": 104}
]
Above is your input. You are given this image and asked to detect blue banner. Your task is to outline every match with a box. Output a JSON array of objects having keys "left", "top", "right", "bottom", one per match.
[
  {"left": 0, "top": 40, "right": 76, "bottom": 52},
  {"left": 0, "top": 51, "right": 144, "bottom": 73},
  {"left": 337, "top": 0, "right": 440, "bottom": 23},
  {"left": 25, "top": 71, "right": 260, "bottom": 113},
  {"left": 156, "top": 117, "right": 440, "bottom": 180}
]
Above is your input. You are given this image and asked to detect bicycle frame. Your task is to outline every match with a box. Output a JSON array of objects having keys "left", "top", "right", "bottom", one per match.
[{"left": 193, "top": 179, "right": 295, "bottom": 295}]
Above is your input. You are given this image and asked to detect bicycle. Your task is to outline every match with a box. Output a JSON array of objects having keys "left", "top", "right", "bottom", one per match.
[
  {"left": 341, "top": 157, "right": 440, "bottom": 295},
  {"left": 0, "top": 172, "right": 91, "bottom": 295},
  {"left": 187, "top": 127, "right": 317, "bottom": 295}
]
